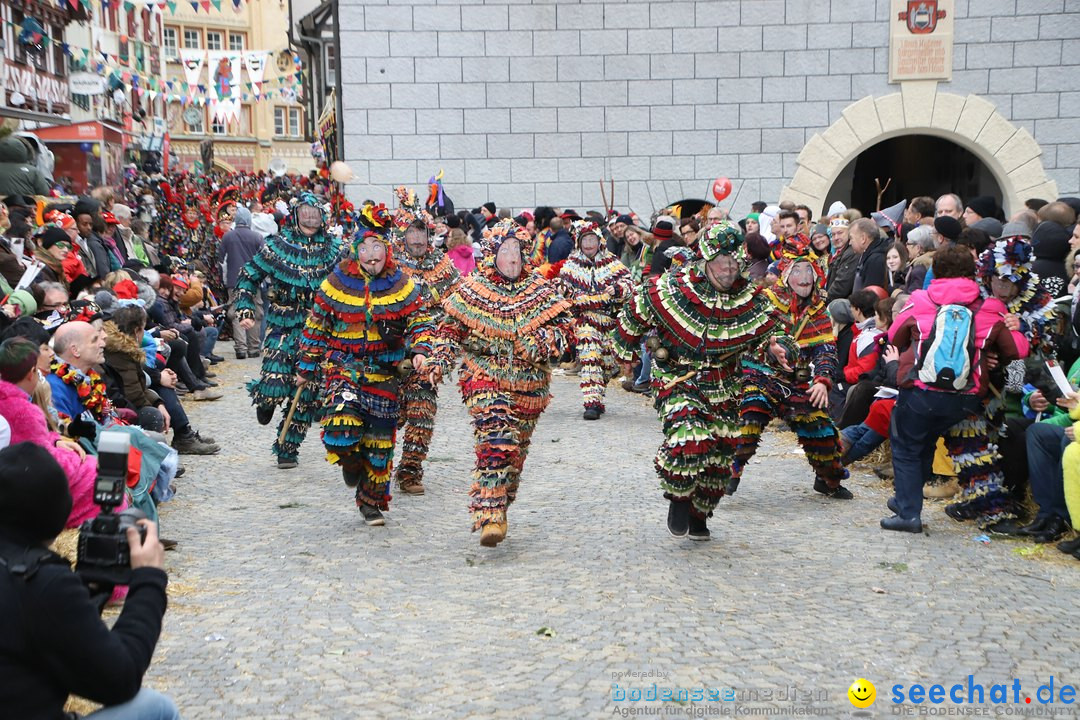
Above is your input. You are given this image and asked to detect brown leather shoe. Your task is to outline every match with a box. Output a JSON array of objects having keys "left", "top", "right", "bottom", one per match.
[{"left": 398, "top": 477, "right": 425, "bottom": 495}]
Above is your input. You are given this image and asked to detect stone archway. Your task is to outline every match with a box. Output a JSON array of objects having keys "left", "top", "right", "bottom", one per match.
[{"left": 780, "top": 80, "right": 1058, "bottom": 217}]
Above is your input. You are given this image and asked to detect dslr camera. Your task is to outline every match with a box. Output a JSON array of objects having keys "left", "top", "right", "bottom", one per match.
[{"left": 76, "top": 431, "right": 147, "bottom": 588}]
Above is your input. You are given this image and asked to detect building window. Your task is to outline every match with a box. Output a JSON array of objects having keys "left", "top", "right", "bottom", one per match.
[
  {"left": 228, "top": 33, "right": 245, "bottom": 52},
  {"left": 183, "top": 29, "right": 200, "bottom": 50},
  {"left": 274, "top": 107, "right": 286, "bottom": 136},
  {"left": 211, "top": 115, "right": 227, "bottom": 135},
  {"left": 52, "top": 24, "right": 66, "bottom": 76},
  {"left": 273, "top": 107, "right": 303, "bottom": 137},
  {"left": 164, "top": 27, "right": 178, "bottom": 59},
  {"left": 240, "top": 104, "right": 252, "bottom": 135},
  {"left": 206, "top": 31, "right": 222, "bottom": 51},
  {"left": 289, "top": 107, "right": 301, "bottom": 137},
  {"left": 325, "top": 44, "right": 336, "bottom": 87}
]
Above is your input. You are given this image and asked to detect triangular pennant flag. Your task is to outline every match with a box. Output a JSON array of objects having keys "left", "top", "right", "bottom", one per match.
[
  {"left": 200, "top": 0, "right": 210, "bottom": 11},
  {"left": 166, "top": 0, "right": 176, "bottom": 12},
  {"left": 210, "top": 0, "right": 221, "bottom": 10}
]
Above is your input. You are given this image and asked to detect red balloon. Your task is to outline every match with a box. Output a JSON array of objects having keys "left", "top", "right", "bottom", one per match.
[{"left": 712, "top": 177, "right": 732, "bottom": 202}]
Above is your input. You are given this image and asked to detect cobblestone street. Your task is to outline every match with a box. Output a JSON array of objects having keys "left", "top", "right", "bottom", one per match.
[{"left": 146, "top": 357, "right": 1080, "bottom": 718}]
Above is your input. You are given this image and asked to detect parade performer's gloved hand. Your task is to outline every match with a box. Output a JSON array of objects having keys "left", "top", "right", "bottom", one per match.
[{"left": 767, "top": 336, "right": 797, "bottom": 373}]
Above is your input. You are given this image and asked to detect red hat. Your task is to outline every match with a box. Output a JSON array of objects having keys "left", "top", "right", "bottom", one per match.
[
  {"left": 113, "top": 278, "right": 139, "bottom": 300},
  {"left": 101, "top": 211, "right": 119, "bottom": 225},
  {"left": 169, "top": 275, "right": 190, "bottom": 292}
]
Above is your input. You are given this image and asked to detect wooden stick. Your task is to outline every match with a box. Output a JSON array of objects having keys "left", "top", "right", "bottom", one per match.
[
  {"left": 609, "top": 178, "right": 614, "bottom": 215},
  {"left": 277, "top": 384, "right": 305, "bottom": 446},
  {"left": 599, "top": 179, "right": 610, "bottom": 216}
]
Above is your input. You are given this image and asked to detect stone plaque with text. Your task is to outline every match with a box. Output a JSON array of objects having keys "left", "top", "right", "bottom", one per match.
[{"left": 889, "top": 0, "right": 954, "bottom": 83}]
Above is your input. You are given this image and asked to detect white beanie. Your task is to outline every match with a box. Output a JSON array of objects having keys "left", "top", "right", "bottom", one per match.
[{"left": 827, "top": 201, "right": 847, "bottom": 217}]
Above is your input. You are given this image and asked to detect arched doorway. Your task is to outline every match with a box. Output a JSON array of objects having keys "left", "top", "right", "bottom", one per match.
[
  {"left": 828, "top": 134, "right": 1003, "bottom": 214},
  {"left": 781, "top": 83, "right": 1058, "bottom": 217}
]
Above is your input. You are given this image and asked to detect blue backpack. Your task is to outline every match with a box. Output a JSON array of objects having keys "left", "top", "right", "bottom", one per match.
[{"left": 915, "top": 302, "right": 978, "bottom": 391}]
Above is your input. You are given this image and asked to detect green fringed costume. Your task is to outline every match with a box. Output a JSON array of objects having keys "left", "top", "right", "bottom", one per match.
[
  {"left": 614, "top": 223, "right": 786, "bottom": 521},
  {"left": 233, "top": 193, "right": 345, "bottom": 464}
]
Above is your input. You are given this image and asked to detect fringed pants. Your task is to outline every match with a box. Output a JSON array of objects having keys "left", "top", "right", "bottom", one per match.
[
  {"left": 652, "top": 366, "right": 741, "bottom": 517},
  {"left": 249, "top": 326, "right": 320, "bottom": 461},
  {"left": 942, "top": 397, "right": 1014, "bottom": 525},
  {"left": 396, "top": 371, "right": 439, "bottom": 485},
  {"left": 576, "top": 315, "right": 618, "bottom": 410},
  {"left": 319, "top": 372, "right": 399, "bottom": 510},
  {"left": 734, "top": 370, "right": 847, "bottom": 487},
  {"left": 460, "top": 371, "right": 548, "bottom": 531}
]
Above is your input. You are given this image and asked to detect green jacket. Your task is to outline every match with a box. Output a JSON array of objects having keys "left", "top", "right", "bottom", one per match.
[{"left": 0, "top": 136, "right": 50, "bottom": 197}]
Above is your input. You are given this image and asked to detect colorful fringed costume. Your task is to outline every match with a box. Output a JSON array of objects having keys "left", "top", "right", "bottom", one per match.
[
  {"left": 297, "top": 211, "right": 434, "bottom": 511},
  {"left": 429, "top": 220, "right": 574, "bottom": 541},
  {"left": 393, "top": 211, "right": 461, "bottom": 491},
  {"left": 731, "top": 236, "right": 850, "bottom": 495},
  {"left": 614, "top": 222, "right": 785, "bottom": 518},
  {"left": 153, "top": 180, "right": 206, "bottom": 260},
  {"left": 234, "top": 193, "right": 345, "bottom": 464},
  {"left": 556, "top": 221, "right": 634, "bottom": 415},
  {"left": 944, "top": 237, "right": 1057, "bottom": 526}
]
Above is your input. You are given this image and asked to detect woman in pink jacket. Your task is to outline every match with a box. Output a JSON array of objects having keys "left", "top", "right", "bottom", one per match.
[
  {"left": 882, "top": 245, "right": 1027, "bottom": 533},
  {"left": 0, "top": 338, "right": 103, "bottom": 529}
]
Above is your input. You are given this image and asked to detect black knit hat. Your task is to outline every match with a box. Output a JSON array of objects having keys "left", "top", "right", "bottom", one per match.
[
  {"left": 482, "top": 201, "right": 497, "bottom": 215},
  {"left": 39, "top": 226, "right": 70, "bottom": 250},
  {"left": 0, "top": 443, "right": 72, "bottom": 544},
  {"left": 965, "top": 195, "right": 997, "bottom": 221}
]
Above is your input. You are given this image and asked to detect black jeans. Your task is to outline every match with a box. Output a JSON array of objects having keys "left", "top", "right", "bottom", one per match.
[
  {"left": 153, "top": 385, "right": 190, "bottom": 435},
  {"left": 890, "top": 388, "right": 981, "bottom": 520},
  {"left": 838, "top": 380, "right": 878, "bottom": 429},
  {"left": 165, "top": 338, "right": 203, "bottom": 390}
]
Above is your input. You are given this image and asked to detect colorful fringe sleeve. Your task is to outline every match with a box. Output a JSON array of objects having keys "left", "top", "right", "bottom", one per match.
[
  {"left": 430, "top": 314, "right": 466, "bottom": 376},
  {"left": 405, "top": 307, "right": 436, "bottom": 358},
  {"left": 613, "top": 280, "right": 658, "bottom": 363},
  {"left": 807, "top": 340, "right": 838, "bottom": 389},
  {"left": 233, "top": 245, "right": 273, "bottom": 321},
  {"left": 517, "top": 306, "right": 574, "bottom": 364},
  {"left": 296, "top": 285, "right": 333, "bottom": 376}
]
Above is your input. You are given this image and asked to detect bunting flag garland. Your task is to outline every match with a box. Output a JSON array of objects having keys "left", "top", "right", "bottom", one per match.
[
  {"left": 243, "top": 50, "right": 269, "bottom": 98},
  {"left": 180, "top": 48, "right": 205, "bottom": 99}
]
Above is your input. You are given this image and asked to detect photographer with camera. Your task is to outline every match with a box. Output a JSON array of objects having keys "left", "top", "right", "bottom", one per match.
[{"left": 0, "top": 442, "right": 178, "bottom": 720}]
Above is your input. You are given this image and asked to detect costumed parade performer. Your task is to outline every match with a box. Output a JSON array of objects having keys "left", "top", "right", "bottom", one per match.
[
  {"left": 234, "top": 192, "right": 345, "bottom": 469},
  {"left": 944, "top": 235, "right": 1051, "bottom": 527},
  {"left": 556, "top": 220, "right": 633, "bottom": 420},
  {"left": 729, "top": 233, "right": 853, "bottom": 500},
  {"left": 425, "top": 220, "right": 574, "bottom": 547},
  {"left": 297, "top": 203, "right": 434, "bottom": 526},
  {"left": 614, "top": 221, "right": 792, "bottom": 541},
  {"left": 392, "top": 187, "right": 461, "bottom": 495}
]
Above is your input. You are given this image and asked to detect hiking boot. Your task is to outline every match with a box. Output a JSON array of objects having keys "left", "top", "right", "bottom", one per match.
[
  {"left": 480, "top": 520, "right": 507, "bottom": 547},
  {"left": 277, "top": 456, "right": 298, "bottom": 469},
  {"left": 398, "top": 476, "right": 425, "bottom": 495},
  {"left": 173, "top": 433, "right": 220, "bottom": 455},
  {"left": 256, "top": 405, "right": 275, "bottom": 425},
  {"left": 813, "top": 477, "right": 853, "bottom": 499},
  {"left": 924, "top": 477, "right": 961, "bottom": 499},
  {"left": 583, "top": 406, "right": 601, "bottom": 420},
  {"left": 359, "top": 503, "right": 385, "bottom": 526},
  {"left": 208, "top": 353, "right": 225, "bottom": 363},
  {"left": 667, "top": 499, "right": 690, "bottom": 537},
  {"left": 192, "top": 388, "right": 223, "bottom": 401},
  {"left": 193, "top": 430, "right": 216, "bottom": 445},
  {"left": 688, "top": 513, "right": 710, "bottom": 541},
  {"left": 235, "top": 351, "right": 247, "bottom": 360}
]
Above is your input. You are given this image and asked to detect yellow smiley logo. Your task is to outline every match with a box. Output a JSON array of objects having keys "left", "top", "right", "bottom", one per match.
[{"left": 848, "top": 678, "right": 876, "bottom": 708}]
